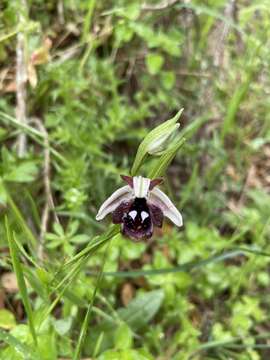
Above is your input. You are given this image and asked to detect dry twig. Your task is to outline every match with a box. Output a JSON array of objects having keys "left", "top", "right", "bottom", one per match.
[
  {"left": 16, "top": 0, "right": 28, "bottom": 157},
  {"left": 213, "top": 0, "right": 237, "bottom": 68},
  {"left": 31, "top": 118, "right": 59, "bottom": 260},
  {"left": 57, "top": 0, "right": 65, "bottom": 25},
  {"left": 141, "top": 0, "right": 179, "bottom": 11}
]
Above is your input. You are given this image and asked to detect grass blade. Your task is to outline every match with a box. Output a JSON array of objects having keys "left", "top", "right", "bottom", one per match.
[
  {"left": 191, "top": 331, "right": 270, "bottom": 357},
  {"left": 221, "top": 76, "right": 252, "bottom": 141},
  {"left": 5, "top": 216, "right": 37, "bottom": 345},
  {"left": 39, "top": 253, "right": 90, "bottom": 327},
  {"left": 0, "top": 328, "right": 37, "bottom": 360},
  {"left": 73, "top": 240, "right": 111, "bottom": 360},
  {"left": 0, "top": 111, "right": 67, "bottom": 164},
  {"left": 7, "top": 191, "right": 37, "bottom": 249},
  {"left": 86, "top": 247, "right": 270, "bottom": 278},
  {"left": 61, "top": 224, "right": 120, "bottom": 269},
  {"left": 39, "top": 226, "right": 120, "bottom": 328}
]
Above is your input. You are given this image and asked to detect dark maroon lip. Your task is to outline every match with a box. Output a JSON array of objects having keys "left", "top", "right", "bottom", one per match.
[
  {"left": 122, "top": 198, "right": 153, "bottom": 239},
  {"left": 112, "top": 197, "right": 162, "bottom": 240},
  {"left": 122, "top": 224, "right": 153, "bottom": 240}
]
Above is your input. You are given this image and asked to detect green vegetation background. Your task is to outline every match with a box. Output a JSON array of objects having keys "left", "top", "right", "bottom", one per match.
[{"left": 0, "top": 0, "right": 270, "bottom": 359}]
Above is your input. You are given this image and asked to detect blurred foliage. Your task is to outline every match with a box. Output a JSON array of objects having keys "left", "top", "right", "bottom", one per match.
[{"left": 0, "top": 0, "right": 270, "bottom": 359}]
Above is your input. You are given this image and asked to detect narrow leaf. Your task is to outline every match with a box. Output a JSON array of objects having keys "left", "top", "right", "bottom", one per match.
[
  {"left": 0, "top": 328, "right": 37, "bottom": 360},
  {"left": 5, "top": 217, "right": 37, "bottom": 344},
  {"left": 73, "top": 241, "right": 111, "bottom": 360},
  {"left": 7, "top": 191, "right": 37, "bottom": 249},
  {"left": 149, "top": 137, "right": 186, "bottom": 178},
  {"left": 62, "top": 224, "right": 120, "bottom": 269},
  {"left": 87, "top": 247, "right": 270, "bottom": 278},
  {"left": 40, "top": 226, "right": 119, "bottom": 328}
]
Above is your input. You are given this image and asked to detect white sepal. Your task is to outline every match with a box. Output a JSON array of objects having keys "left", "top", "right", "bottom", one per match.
[
  {"left": 96, "top": 185, "right": 133, "bottom": 221},
  {"left": 149, "top": 187, "right": 183, "bottom": 227},
  {"left": 133, "top": 176, "right": 150, "bottom": 198}
]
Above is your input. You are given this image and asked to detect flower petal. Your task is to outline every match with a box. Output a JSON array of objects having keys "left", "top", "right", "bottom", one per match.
[
  {"left": 120, "top": 175, "right": 133, "bottom": 188},
  {"left": 112, "top": 200, "right": 132, "bottom": 224},
  {"left": 149, "top": 187, "right": 183, "bottom": 227},
  {"left": 149, "top": 178, "right": 163, "bottom": 190},
  {"left": 149, "top": 204, "right": 163, "bottom": 228},
  {"left": 133, "top": 176, "right": 150, "bottom": 198},
  {"left": 96, "top": 186, "right": 133, "bottom": 221}
]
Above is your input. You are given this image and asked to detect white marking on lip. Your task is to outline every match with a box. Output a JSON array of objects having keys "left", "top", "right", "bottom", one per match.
[
  {"left": 141, "top": 211, "right": 149, "bottom": 221},
  {"left": 129, "top": 210, "right": 137, "bottom": 220}
]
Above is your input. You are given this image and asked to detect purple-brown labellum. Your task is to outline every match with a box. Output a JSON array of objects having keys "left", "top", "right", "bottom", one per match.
[{"left": 96, "top": 175, "right": 182, "bottom": 240}]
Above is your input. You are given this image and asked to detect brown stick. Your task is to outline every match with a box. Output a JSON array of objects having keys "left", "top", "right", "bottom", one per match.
[
  {"left": 141, "top": 0, "right": 178, "bottom": 10},
  {"left": 57, "top": 0, "right": 65, "bottom": 25},
  {"left": 214, "top": 0, "right": 237, "bottom": 68},
  {"left": 31, "top": 118, "right": 59, "bottom": 260},
  {"left": 16, "top": 0, "right": 28, "bottom": 157}
]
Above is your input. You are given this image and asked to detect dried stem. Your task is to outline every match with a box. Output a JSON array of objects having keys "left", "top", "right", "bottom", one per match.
[
  {"left": 214, "top": 0, "right": 237, "bottom": 68},
  {"left": 16, "top": 0, "right": 28, "bottom": 157},
  {"left": 141, "top": 0, "right": 178, "bottom": 11},
  {"left": 31, "top": 118, "right": 59, "bottom": 261},
  {"left": 57, "top": 0, "right": 65, "bottom": 25}
]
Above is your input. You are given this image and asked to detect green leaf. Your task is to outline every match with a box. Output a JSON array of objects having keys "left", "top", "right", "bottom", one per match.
[
  {"left": 98, "top": 349, "right": 153, "bottom": 360},
  {"left": 149, "top": 136, "right": 186, "bottom": 178},
  {"left": 73, "top": 241, "right": 111, "bottom": 360},
  {"left": 73, "top": 301, "right": 94, "bottom": 360},
  {"left": 131, "top": 23, "right": 181, "bottom": 56},
  {"left": 62, "top": 224, "right": 120, "bottom": 269},
  {"left": 54, "top": 318, "right": 72, "bottom": 336},
  {"left": 146, "top": 53, "right": 164, "bottom": 75},
  {"left": 221, "top": 44, "right": 260, "bottom": 141},
  {"left": 0, "top": 111, "right": 67, "bottom": 164},
  {"left": 148, "top": 116, "right": 208, "bottom": 178},
  {"left": 36, "top": 331, "right": 57, "bottom": 360},
  {"left": 0, "top": 309, "right": 16, "bottom": 330},
  {"left": 0, "top": 328, "right": 37, "bottom": 360},
  {"left": 4, "top": 161, "right": 38, "bottom": 183},
  {"left": 6, "top": 192, "right": 37, "bottom": 248},
  {"left": 0, "top": 177, "right": 7, "bottom": 205},
  {"left": 118, "top": 3, "right": 140, "bottom": 20},
  {"left": 160, "top": 71, "right": 176, "bottom": 90},
  {"left": 5, "top": 217, "right": 37, "bottom": 344},
  {"left": 178, "top": 115, "right": 208, "bottom": 140},
  {"left": 117, "top": 290, "right": 164, "bottom": 331},
  {"left": 53, "top": 222, "right": 64, "bottom": 236},
  {"left": 70, "top": 234, "right": 89, "bottom": 244},
  {"left": 87, "top": 291, "right": 164, "bottom": 354},
  {"left": 114, "top": 323, "right": 133, "bottom": 350},
  {"left": 41, "top": 224, "right": 114, "bottom": 326},
  {"left": 87, "top": 247, "right": 270, "bottom": 278},
  {"left": 81, "top": 0, "right": 97, "bottom": 42}
]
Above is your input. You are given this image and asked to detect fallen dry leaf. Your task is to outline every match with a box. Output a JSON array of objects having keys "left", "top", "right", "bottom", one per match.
[
  {"left": 121, "top": 282, "right": 135, "bottom": 306},
  {"left": 1, "top": 272, "right": 19, "bottom": 293}
]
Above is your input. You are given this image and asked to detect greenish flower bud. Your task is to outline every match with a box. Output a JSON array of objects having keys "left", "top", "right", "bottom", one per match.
[
  {"left": 131, "top": 108, "right": 183, "bottom": 176},
  {"left": 147, "top": 122, "right": 180, "bottom": 155}
]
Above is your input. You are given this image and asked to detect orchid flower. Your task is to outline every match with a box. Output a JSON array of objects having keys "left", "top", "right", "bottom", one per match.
[{"left": 96, "top": 175, "right": 183, "bottom": 240}]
